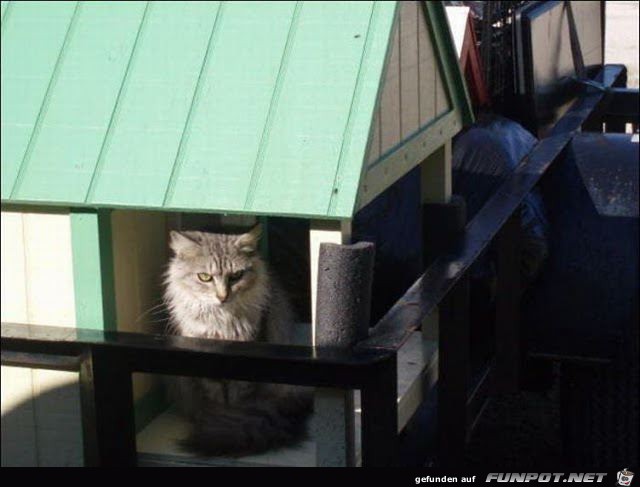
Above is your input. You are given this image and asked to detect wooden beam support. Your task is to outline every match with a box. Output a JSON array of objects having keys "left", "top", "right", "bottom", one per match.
[{"left": 421, "top": 140, "right": 452, "bottom": 205}]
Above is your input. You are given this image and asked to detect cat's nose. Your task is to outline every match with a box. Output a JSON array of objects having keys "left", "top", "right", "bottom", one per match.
[
  {"left": 216, "top": 290, "right": 228, "bottom": 303},
  {"left": 214, "top": 279, "right": 229, "bottom": 303}
]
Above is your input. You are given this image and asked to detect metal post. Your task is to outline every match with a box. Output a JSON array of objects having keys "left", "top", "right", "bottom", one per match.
[
  {"left": 79, "top": 348, "right": 137, "bottom": 467},
  {"left": 606, "top": 69, "right": 628, "bottom": 133},
  {"left": 494, "top": 213, "right": 523, "bottom": 393},
  {"left": 437, "top": 275, "right": 470, "bottom": 466},
  {"left": 423, "top": 194, "right": 468, "bottom": 466},
  {"left": 360, "top": 353, "right": 398, "bottom": 467}
]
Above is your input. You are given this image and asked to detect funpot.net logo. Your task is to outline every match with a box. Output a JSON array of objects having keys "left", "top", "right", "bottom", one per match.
[
  {"left": 485, "top": 473, "right": 609, "bottom": 483},
  {"left": 617, "top": 469, "right": 634, "bottom": 486}
]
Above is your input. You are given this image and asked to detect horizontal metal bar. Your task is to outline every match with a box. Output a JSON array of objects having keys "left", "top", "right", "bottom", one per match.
[
  {"left": 1, "top": 349, "right": 82, "bottom": 371},
  {"left": 605, "top": 87, "right": 640, "bottom": 120},
  {"left": 354, "top": 332, "right": 439, "bottom": 434},
  {"left": 1, "top": 322, "right": 392, "bottom": 389},
  {"left": 358, "top": 65, "right": 625, "bottom": 352}
]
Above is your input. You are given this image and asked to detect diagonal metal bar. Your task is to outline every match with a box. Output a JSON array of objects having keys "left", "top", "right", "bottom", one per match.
[{"left": 359, "top": 65, "right": 626, "bottom": 352}]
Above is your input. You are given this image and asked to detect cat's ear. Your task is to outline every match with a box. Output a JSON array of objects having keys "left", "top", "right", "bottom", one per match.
[
  {"left": 169, "top": 231, "right": 200, "bottom": 258},
  {"left": 235, "top": 224, "right": 261, "bottom": 254}
]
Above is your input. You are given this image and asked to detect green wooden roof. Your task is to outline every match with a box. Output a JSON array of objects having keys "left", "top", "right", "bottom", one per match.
[{"left": 1, "top": 1, "right": 470, "bottom": 219}]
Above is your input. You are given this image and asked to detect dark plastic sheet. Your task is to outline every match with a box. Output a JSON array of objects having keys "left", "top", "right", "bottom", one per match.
[{"left": 453, "top": 115, "right": 549, "bottom": 283}]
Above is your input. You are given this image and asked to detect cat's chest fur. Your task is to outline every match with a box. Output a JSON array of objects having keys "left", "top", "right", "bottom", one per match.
[{"left": 171, "top": 301, "right": 263, "bottom": 342}]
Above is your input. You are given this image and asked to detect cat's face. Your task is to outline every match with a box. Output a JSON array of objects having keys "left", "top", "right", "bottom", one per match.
[{"left": 167, "top": 226, "right": 264, "bottom": 307}]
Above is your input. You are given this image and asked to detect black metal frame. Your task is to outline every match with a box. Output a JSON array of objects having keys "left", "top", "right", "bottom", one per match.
[
  {"left": 1, "top": 65, "right": 635, "bottom": 467},
  {"left": 1, "top": 323, "right": 397, "bottom": 466}
]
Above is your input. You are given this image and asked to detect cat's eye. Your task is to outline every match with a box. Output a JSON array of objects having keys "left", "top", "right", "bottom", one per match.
[
  {"left": 228, "top": 270, "right": 245, "bottom": 283},
  {"left": 197, "top": 272, "right": 212, "bottom": 282}
]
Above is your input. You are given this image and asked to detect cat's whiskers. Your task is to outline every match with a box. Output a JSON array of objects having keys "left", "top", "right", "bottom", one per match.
[{"left": 134, "top": 301, "right": 168, "bottom": 324}]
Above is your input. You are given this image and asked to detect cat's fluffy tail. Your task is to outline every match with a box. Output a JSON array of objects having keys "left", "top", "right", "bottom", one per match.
[{"left": 182, "top": 395, "right": 312, "bottom": 457}]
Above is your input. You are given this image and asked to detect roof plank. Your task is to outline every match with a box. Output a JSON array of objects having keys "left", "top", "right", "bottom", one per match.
[
  {"left": 1, "top": 1, "right": 10, "bottom": 24},
  {"left": 1, "top": 1, "right": 77, "bottom": 199},
  {"left": 166, "top": 1, "right": 297, "bottom": 213},
  {"left": 87, "top": 1, "right": 221, "bottom": 207},
  {"left": 247, "top": 1, "right": 375, "bottom": 216},
  {"left": 11, "top": 1, "right": 148, "bottom": 203},
  {"left": 328, "top": 1, "right": 398, "bottom": 217}
]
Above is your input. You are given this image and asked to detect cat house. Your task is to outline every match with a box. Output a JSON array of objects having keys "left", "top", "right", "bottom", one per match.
[{"left": 1, "top": 1, "right": 472, "bottom": 466}]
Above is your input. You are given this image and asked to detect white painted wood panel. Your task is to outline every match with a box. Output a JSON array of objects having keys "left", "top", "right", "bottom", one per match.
[
  {"left": 22, "top": 212, "right": 75, "bottom": 326},
  {"left": 0, "top": 212, "right": 28, "bottom": 323},
  {"left": 400, "top": 0, "right": 420, "bottom": 138},
  {"left": 1, "top": 210, "right": 81, "bottom": 467},
  {"left": 380, "top": 19, "right": 401, "bottom": 155},
  {"left": 367, "top": 107, "right": 381, "bottom": 164},
  {"left": 418, "top": 2, "right": 437, "bottom": 125},
  {"left": 1, "top": 367, "right": 38, "bottom": 467},
  {"left": 309, "top": 220, "right": 351, "bottom": 333},
  {"left": 31, "top": 369, "right": 83, "bottom": 467},
  {"left": 112, "top": 210, "right": 168, "bottom": 403},
  {"left": 421, "top": 140, "right": 452, "bottom": 204},
  {"left": 367, "top": 1, "right": 450, "bottom": 168},
  {"left": 112, "top": 211, "right": 167, "bottom": 335},
  {"left": 1, "top": 212, "right": 37, "bottom": 467}
]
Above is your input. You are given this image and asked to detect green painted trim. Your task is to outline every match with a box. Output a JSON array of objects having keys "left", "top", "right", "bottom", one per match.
[
  {"left": 70, "top": 209, "right": 116, "bottom": 330},
  {"left": 0, "top": 203, "right": 70, "bottom": 214},
  {"left": 1, "top": 198, "right": 353, "bottom": 220},
  {"left": 423, "top": 2, "right": 474, "bottom": 127},
  {"left": 1, "top": 1, "right": 13, "bottom": 30},
  {"left": 330, "top": 1, "right": 399, "bottom": 219},
  {"left": 357, "top": 110, "right": 459, "bottom": 210},
  {"left": 367, "top": 109, "right": 454, "bottom": 170},
  {"left": 134, "top": 385, "right": 169, "bottom": 434},
  {"left": 326, "top": 1, "right": 388, "bottom": 216}
]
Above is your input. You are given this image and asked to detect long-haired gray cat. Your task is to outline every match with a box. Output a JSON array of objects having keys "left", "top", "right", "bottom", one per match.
[{"left": 163, "top": 225, "right": 311, "bottom": 457}]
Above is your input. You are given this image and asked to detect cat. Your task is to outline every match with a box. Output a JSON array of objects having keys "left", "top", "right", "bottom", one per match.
[{"left": 163, "top": 225, "right": 312, "bottom": 457}]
